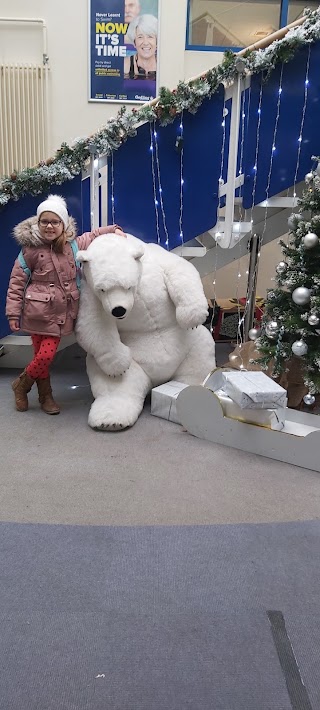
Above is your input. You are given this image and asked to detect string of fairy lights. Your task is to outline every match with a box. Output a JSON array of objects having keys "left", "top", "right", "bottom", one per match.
[
  {"left": 107, "top": 46, "right": 314, "bottom": 384},
  {"left": 246, "top": 48, "right": 312, "bottom": 363}
]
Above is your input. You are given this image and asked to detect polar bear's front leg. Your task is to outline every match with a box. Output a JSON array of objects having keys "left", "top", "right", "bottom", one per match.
[
  {"left": 157, "top": 249, "right": 209, "bottom": 329},
  {"left": 86, "top": 355, "right": 151, "bottom": 431},
  {"left": 76, "top": 281, "right": 131, "bottom": 377}
]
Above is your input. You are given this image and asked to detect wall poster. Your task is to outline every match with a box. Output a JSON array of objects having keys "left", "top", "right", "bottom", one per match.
[{"left": 89, "top": 0, "right": 159, "bottom": 103}]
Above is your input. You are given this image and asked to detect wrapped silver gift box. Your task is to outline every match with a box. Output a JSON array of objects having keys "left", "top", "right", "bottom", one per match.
[
  {"left": 151, "top": 381, "right": 189, "bottom": 424},
  {"left": 221, "top": 370, "right": 287, "bottom": 410},
  {"left": 214, "top": 389, "right": 285, "bottom": 430}
]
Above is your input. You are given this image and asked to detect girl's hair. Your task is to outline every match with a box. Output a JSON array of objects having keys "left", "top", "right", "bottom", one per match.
[
  {"left": 52, "top": 231, "right": 67, "bottom": 253},
  {"left": 126, "top": 13, "right": 158, "bottom": 45}
]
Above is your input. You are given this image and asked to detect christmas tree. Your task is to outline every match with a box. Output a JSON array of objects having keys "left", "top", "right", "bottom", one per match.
[{"left": 254, "top": 157, "right": 320, "bottom": 407}]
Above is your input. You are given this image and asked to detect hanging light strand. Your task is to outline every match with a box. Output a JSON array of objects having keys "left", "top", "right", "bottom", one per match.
[
  {"left": 236, "top": 87, "right": 248, "bottom": 348},
  {"left": 110, "top": 152, "right": 115, "bottom": 225},
  {"left": 149, "top": 122, "right": 161, "bottom": 244},
  {"left": 153, "top": 120, "right": 170, "bottom": 248},
  {"left": 261, "top": 63, "right": 284, "bottom": 244},
  {"left": 292, "top": 45, "right": 311, "bottom": 198},
  {"left": 179, "top": 112, "right": 184, "bottom": 245},
  {"left": 245, "top": 68, "right": 283, "bottom": 335},
  {"left": 249, "top": 77, "right": 264, "bottom": 232},
  {"left": 209, "top": 100, "right": 228, "bottom": 335},
  {"left": 219, "top": 100, "right": 227, "bottom": 206}
]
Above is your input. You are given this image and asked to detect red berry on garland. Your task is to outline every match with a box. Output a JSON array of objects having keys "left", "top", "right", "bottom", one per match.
[
  {"left": 169, "top": 107, "right": 176, "bottom": 117},
  {"left": 10, "top": 172, "right": 17, "bottom": 181}
]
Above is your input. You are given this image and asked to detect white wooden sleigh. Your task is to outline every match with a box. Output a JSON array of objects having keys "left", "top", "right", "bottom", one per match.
[{"left": 176, "top": 385, "right": 320, "bottom": 473}]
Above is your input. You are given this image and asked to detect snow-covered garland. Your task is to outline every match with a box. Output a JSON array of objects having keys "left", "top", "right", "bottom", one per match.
[{"left": 1, "top": 6, "right": 320, "bottom": 208}]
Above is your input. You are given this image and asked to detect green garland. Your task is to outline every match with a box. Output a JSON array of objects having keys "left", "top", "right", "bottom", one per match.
[{"left": 1, "top": 6, "right": 320, "bottom": 207}]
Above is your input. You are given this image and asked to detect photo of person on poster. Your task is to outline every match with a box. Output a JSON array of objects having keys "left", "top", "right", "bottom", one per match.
[
  {"left": 125, "top": 0, "right": 141, "bottom": 36},
  {"left": 124, "top": 14, "right": 157, "bottom": 81},
  {"left": 90, "top": 0, "right": 159, "bottom": 102}
]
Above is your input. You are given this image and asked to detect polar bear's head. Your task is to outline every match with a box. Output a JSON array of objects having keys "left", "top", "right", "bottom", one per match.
[{"left": 77, "top": 234, "right": 144, "bottom": 319}]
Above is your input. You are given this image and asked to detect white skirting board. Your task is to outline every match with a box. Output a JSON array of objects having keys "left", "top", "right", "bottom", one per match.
[
  {"left": 176, "top": 385, "right": 320, "bottom": 473},
  {"left": 0, "top": 333, "right": 77, "bottom": 368}
]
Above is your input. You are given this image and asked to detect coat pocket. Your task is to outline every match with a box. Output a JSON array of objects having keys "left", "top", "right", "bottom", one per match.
[
  {"left": 33, "top": 269, "right": 55, "bottom": 283},
  {"left": 24, "top": 290, "right": 51, "bottom": 318}
]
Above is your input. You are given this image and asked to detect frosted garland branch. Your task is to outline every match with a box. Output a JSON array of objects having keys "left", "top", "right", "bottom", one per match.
[{"left": 1, "top": 6, "right": 320, "bottom": 206}]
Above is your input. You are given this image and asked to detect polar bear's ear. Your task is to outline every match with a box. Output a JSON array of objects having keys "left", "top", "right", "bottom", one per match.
[
  {"left": 76, "top": 250, "right": 90, "bottom": 263},
  {"left": 130, "top": 243, "right": 145, "bottom": 261}
]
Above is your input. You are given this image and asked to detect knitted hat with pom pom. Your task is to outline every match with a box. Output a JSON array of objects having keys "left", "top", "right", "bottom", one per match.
[{"left": 37, "top": 194, "right": 69, "bottom": 229}]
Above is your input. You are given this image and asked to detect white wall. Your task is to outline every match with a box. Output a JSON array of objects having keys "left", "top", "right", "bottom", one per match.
[{"left": 0, "top": 0, "right": 216, "bottom": 153}]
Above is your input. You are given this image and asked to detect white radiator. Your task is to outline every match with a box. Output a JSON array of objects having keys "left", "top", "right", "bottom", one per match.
[{"left": 0, "top": 63, "right": 49, "bottom": 177}]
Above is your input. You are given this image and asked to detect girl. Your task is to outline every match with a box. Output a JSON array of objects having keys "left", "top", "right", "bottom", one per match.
[{"left": 6, "top": 194, "right": 124, "bottom": 415}]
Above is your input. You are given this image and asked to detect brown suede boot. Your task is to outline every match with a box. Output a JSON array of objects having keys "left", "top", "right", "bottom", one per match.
[
  {"left": 36, "top": 376, "right": 60, "bottom": 415},
  {"left": 11, "top": 370, "right": 35, "bottom": 411}
]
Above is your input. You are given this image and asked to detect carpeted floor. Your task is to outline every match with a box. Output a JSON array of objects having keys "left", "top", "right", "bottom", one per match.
[
  {"left": 1, "top": 520, "right": 320, "bottom": 710},
  {"left": 1, "top": 343, "right": 320, "bottom": 709}
]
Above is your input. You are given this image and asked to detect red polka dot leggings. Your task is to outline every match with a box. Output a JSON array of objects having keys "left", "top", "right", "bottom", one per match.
[{"left": 26, "top": 335, "right": 61, "bottom": 380}]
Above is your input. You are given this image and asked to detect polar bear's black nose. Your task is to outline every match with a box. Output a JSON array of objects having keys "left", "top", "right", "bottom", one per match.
[{"left": 112, "top": 306, "right": 127, "bottom": 318}]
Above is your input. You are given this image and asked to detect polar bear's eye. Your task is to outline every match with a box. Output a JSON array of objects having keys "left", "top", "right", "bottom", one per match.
[{"left": 100, "top": 288, "right": 105, "bottom": 293}]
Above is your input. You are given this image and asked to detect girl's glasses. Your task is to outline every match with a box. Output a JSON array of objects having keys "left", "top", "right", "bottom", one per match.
[{"left": 39, "top": 219, "right": 62, "bottom": 227}]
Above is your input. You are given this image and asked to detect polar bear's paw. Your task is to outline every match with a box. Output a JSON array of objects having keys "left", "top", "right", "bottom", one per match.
[
  {"left": 176, "top": 304, "right": 208, "bottom": 330},
  {"left": 97, "top": 346, "right": 131, "bottom": 378},
  {"left": 88, "top": 397, "right": 141, "bottom": 432}
]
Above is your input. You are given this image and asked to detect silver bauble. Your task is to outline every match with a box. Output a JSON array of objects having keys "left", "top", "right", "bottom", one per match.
[
  {"left": 265, "top": 321, "right": 279, "bottom": 338},
  {"left": 291, "top": 340, "right": 308, "bottom": 356},
  {"left": 308, "top": 314, "right": 320, "bottom": 326},
  {"left": 302, "top": 232, "right": 319, "bottom": 249},
  {"left": 235, "top": 57, "right": 246, "bottom": 73},
  {"left": 229, "top": 353, "right": 240, "bottom": 363},
  {"left": 267, "top": 290, "right": 276, "bottom": 301},
  {"left": 303, "top": 393, "right": 316, "bottom": 406},
  {"left": 292, "top": 287, "right": 311, "bottom": 305},
  {"left": 288, "top": 213, "right": 303, "bottom": 230},
  {"left": 248, "top": 327, "right": 260, "bottom": 341},
  {"left": 276, "top": 261, "right": 288, "bottom": 275},
  {"left": 305, "top": 171, "right": 314, "bottom": 184}
]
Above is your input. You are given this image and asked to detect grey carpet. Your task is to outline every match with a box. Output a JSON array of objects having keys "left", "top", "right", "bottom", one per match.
[
  {"left": 1, "top": 520, "right": 320, "bottom": 710},
  {"left": 1, "top": 343, "right": 320, "bottom": 709}
]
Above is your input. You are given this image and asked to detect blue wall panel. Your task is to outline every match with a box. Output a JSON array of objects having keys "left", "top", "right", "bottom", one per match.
[
  {"left": 242, "top": 41, "right": 320, "bottom": 209},
  {"left": 0, "top": 177, "right": 83, "bottom": 338},
  {"left": 107, "top": 89, "right": 224, "bottom": 248}
]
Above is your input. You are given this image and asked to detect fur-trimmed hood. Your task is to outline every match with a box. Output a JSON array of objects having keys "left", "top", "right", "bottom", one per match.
[{"left": 13, "top": 215, "right": 78, "bottom": 247}]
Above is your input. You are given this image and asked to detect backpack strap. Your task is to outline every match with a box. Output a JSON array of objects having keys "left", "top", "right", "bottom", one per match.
[
  {"left": 18, "top": 250, "right": 31, "bottom": 279},
  {"left": 70, "top": 239, "right": 82, "bottom": 289},
  {"left": 17, "top": 250, "right": 32, "bottom": 311}
]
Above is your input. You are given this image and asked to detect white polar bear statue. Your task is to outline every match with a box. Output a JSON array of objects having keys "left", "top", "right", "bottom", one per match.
[{"left": 75, "top": 233, "right": 216, "bottom": 430}]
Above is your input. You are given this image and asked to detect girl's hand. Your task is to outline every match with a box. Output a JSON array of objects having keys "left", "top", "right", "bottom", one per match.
[
  {"left": 9, "top": 318, "right": 20, "bottom": 332},
  {"left": 92, "top": 226, "right": 126, "bottom": 237}
]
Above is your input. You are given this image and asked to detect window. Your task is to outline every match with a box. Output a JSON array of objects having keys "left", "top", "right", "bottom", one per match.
[
  {"left": 287, "top": 0, "right": 319, "bottom": 25},
  {"left": 186, "top": 0, "right": 316, "bottom": 51}
]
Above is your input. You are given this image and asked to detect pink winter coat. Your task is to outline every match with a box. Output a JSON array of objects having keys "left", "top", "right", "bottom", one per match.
[{"left": 6, "top": 215, "right": 119, "bottom": 337}]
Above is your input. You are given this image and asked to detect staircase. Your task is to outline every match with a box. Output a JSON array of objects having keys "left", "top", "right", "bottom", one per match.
[{"left": 1, "top": 31, "right": 320, "bottom": 365}]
